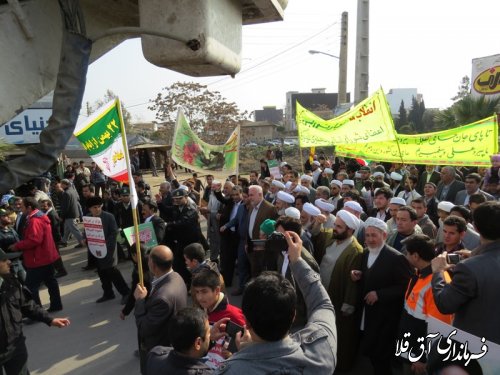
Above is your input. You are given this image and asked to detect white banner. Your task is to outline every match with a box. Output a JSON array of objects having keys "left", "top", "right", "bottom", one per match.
[
  {"left": 83, "top": 216, "right": 108, "bottom": 259},
  {"left": 0, "top": 108, "right": 52, "bottom": 144}
]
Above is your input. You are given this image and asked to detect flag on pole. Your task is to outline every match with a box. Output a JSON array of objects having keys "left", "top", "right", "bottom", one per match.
[
  {"left": 171, "top": 108, "right": 240, "bottom": 175},
  {"left": 74, "top": 99, "right": 138, "bottom": 208}
]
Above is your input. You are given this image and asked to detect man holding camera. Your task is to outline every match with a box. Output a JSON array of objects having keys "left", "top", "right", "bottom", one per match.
[{"left": 215, "top": 230, "right": 337, "bottom": 374}]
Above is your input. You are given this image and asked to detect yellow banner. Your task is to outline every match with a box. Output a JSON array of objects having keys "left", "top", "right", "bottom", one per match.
[
  {"left": 335, "top": 116, "right": 498, "bottom": 166},
  {"left": 296, "top": 88, "right": 396, "bottom": 147}
]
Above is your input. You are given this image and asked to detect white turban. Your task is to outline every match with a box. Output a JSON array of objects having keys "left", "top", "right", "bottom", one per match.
[
  {"left": 303, "top": 202, "right": 321, "bottom": 217},
  {"left": 364, "top": 217, "right": 388, "bottom": 233},
  {"left": 343, "top": 179, "right": 355, "bottom": 187},
  {"left": 337, "top": 210, "right": 361, "bottom": 231},
  {"left": 390, "top": 197, "right": 406, "bottom": 206},
  {"left": 272, "top": 180, "right": 285, "bottom": 189},
  {"left": 438, "top": 201, "right": 455, "bottom": 213},
  {"left": 277, "top": 191, "right": 295, "bottom": 204},
  {"left": 324, "top": 168, "right": 334, "bottom": 175},
  {"left": 300, "top": 174, "right": 313, "bottom": 182},
  {"left": 285, "top": 181, "right": 292, "bottom": 190},
  {"left": 373, "top": 171, "right": 384, "bottom": 178},
  {"left": 390, "top": 172, "right": 403, "bottom": 181},
  {"left": 315, "top": 199, "right": 335, "bottom": 213},
  {"left": 312, "top": 161, "right": 321, "bottom": 166},
  {"left": 330, "top": 179, "right": 343, "bottom": 188},
  {"left": 284, "top": 207, "right": 300, "bottom": 220},
  {"left": 293, "top": 185, "right": 310, "bottom": 195},
  {"left": 344, "top": 200, "right": 363, "bottom": 213}
]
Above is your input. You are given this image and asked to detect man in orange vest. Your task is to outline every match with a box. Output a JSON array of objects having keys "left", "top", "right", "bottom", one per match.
[{"left": 397, "top": 234, "right": 453, "bottom": 375}]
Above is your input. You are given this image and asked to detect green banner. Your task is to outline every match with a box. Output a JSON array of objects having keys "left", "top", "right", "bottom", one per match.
[
  {"left": 122, "top": 222, "right": 158, "bottom": 248},
  {"left": 171, "top": 108, "right": 239, "bottom": 175},
  {"left": 296, "top": 88, "right": 397, "bottom": 147},
  {"left": 335, "top": 116, "right": 498, "bottom": 166}
]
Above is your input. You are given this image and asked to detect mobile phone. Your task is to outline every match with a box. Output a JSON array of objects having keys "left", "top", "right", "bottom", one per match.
[
  {"left": 225, "top": 320, "right": 244, "bottom": 337},
  {"left": 447, "top": 253, "right": 461, "bottom": 265}
]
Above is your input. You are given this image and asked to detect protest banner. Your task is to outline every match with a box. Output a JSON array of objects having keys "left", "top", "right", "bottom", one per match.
[
  {"left": 296, "top": 88, "right": 396, "bottom": 147},
  {"left": 122, "top": 222, "right": 158, "bottom": 248},
  {"left": 82, "top": 216, "right": 107, "bottom": 259},
  {"left": 335, "top": 115, "right": 498, "bottom": 166},
  {"left": 171, "top": 108, "right": 240, "bottom": 175},
  {"left": 267, "top": 159, "right": 281, "bottom": 179}
]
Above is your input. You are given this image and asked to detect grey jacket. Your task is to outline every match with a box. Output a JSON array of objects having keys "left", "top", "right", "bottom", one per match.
[
  {"left": 432, "top": 240, "right": 500, "bottom": 345},
  {"left": 216, "top": 258, "right": 337, "bottom": 375}
]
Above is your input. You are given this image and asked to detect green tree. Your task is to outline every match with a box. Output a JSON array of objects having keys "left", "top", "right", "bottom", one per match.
[
  {"left": 85, "top": 89, "right": 133, "bottom": 133},
  {"left": 148, "top": 81, "right": 248, "bottom": 144},
  {"left": 408, "top": 96, "right": 425, "bottom": 133},
  {"left": 397, "top": 100, "right": 407, "bottom": 129},
  {"left": 451, "top": 76, "right": 471, "bottom": 102},
  {"left": 435, "top": 95, "right": 500, "bottom": 129}
]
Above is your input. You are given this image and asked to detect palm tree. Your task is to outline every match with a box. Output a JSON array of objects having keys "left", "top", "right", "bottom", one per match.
[{"left": 434, "top": 95, "right": 500, "bottom": 129}]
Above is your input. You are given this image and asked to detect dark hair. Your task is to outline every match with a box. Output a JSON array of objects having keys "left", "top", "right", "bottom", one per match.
[
  {"left": 411, "top": 197, "right": 426, "bottom": 207},
  {"left": 169, "top": 307, "right": 208, "bottom": 353},
  {"left": 443, "top": 215, "right": 467, "bottom": 233},
  {"left": 407, "top": 175, "right": 418, "bottom": 185},
  {"left": 288, "top": 170, "right": 299, "bottom": 179},
  {"left": 150, "top": 251, "right": 173, "bottom": 271},
  {"left": 183, "top": 243, "right": 205, "bottom": 263},
  {"left": 63, "top": 171, "right": 75, "bottom": 179},
  {"left": 82, "top": 183, "right": 95, "bottom": 193},
  {"left": 398, "top": 206, "right": 418, "bottom": 221},
  {"left": 238, "top": 177, "right": 249, "bottom": 188},
  {"left": 450, "top": 205, "right": 472, "bottom": 223},
  {"left": 469, "top": 193, "right": 486, "bottom": 205},
  {"left": 22, "top": 197, "right": 39, "bottom": 210},
  {"left": 424, "top": 182, "right": 437, "bottom": 189},
  {"left": 242, "top": 271, "right": 296, "bottom": 341},
  {"left": 294, "top": 195, "right": 309, "bottom": 205},
  {"left": 374, "top": 187, "right": 393, "bottom": 200},
  {"left": 404, "top": 234, "right": 435, "bottom": 261},
  {"left": 465, "top": 173, "right": 481, "bottom": 184},
  {"left": 39, "top": 199, "right": 53, "bottom": 208},
  {"left": 191, "top": 268, "right": 221, "bottom": 290},
  {"left": 275, "top": 216, "right": 301, "bottom": 236},
  {"left": 142, "top": 200, "right": 158, "bottom": 212},
  {"left": 472, "top": 201, "right": 500, "bottom": 240},
  {"left": 250, "top": 170, "right": 259, "bottom": 177}
]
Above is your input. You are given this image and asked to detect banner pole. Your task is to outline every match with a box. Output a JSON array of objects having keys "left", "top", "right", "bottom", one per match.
[
  {"left": 117, "top": 99, "right": 144, "bottom": 287},
  {"left": 236, "top": 124, "right": 241, "bottom": 179},
  {"left": 296, "top": 101, "right": 306, "bottom": 174}
]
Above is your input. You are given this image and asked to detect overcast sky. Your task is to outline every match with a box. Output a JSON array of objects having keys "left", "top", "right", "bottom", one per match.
[{"left": 81, "top": 0, "right": 500, "bottom": 123}]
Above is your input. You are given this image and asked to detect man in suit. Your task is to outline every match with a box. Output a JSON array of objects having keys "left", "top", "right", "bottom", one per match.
[
  {"left": 86, "top": 197, "right": 130, "bottom": 304},
  {"left": 431, "top": 201, "right": 500, "bottom": 345},
  {"left": 60, "top": 179, "right": 86, "bottom": 248},
  {"left": 134, "top": 245, "right": 188, "bottom": 374},
  {"left": 351, "top": 217, "right": 412, "bottom": 375},
  {"left": 246, "top": 185, "right": 278, "bottom": 277},
  {"left": 436, "top": 166, "right": 465, "bottom": 203},
  {"left": 416, "top": 165, "right": 441, "bottom": 195},
  {"left": 368, "top": 187, "right": 393, "bottom": 222},
  {"left": 454, "top": 172, "right": 494, "bottom": 206},
  {"left": 141, "top": 200, "right": 166, "bottom": 245}
]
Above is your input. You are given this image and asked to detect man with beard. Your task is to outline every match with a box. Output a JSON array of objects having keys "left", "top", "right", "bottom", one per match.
[
  {"left": 351, "top": 217, "right": 412, "bottom": 375},
  {"left": 397, "top": 175, "right": 421, "bottom": 205},
  {"left": 317, "top": 210, "right": 363, "bottom": 372},
  {"left": 274, "top": 191, "right": 294, "bottom": 216},
  {"left": 155, "top": 181, "right": 173, "bottom": 221},
  {"left": 147, "top": 308, "right": 218, "bottom": 375}
]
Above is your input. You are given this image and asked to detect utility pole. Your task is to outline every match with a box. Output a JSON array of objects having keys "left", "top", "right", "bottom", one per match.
[
  {"left": 338, "top": 12, "right": 348, "bottom": 104},
  {"left": 354, "top": 0, "right": 369, "bottom": 103}
]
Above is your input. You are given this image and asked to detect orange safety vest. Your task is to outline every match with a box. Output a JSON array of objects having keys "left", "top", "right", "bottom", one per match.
[{"left": 404, "top": 271, "right": 453, "bottom": 324}]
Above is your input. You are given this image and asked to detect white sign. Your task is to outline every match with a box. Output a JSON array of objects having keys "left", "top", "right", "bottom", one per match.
[
  {"left": 0, "top": 108, "right": 52, "bottom": 144},
  {"left": 471, "top": 54, "right": 500, "bottom": 100},
  {"left": 82, "top": 216, "right": 107, "bottom": 259}
]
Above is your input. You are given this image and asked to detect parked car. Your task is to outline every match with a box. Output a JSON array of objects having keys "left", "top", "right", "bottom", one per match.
[{"left": 243, "top": 142, "right": 258, "bottom": 147}]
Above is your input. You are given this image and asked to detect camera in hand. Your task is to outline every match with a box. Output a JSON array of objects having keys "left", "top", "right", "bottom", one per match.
[
  {"left": 265, "top": 231, "right": 289, "bottom": 253},
  {"left": 447, "top": 253, "right": 461, "bottom": 265}
]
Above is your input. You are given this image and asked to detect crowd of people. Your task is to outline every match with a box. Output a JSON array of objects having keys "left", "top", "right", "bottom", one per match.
[{"left": 1, "top": 150, "right": 500, "bottom": 375}]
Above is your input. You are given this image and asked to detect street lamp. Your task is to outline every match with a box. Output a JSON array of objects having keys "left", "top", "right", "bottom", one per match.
[{"left": 308, "top": 49, "right": 347, "bottom": 105}]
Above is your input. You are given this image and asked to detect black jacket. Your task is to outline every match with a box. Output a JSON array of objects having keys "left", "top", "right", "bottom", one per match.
[
  {"left": 0, "top": 275, "right": 52, "bottom": 357},
  {"left": 61, "top": 187, "right": 81, "bottom": 219},
  {"left": 147, "top": 347, "right": 213, "bottom": 375}
]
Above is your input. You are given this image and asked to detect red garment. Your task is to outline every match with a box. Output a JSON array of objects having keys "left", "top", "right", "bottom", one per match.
[
  {"left": 15, "top": 209, "right": 59, "bottom": 268},
  {"left": 208, "top": 296, "right": 246, "bottom": 327}
]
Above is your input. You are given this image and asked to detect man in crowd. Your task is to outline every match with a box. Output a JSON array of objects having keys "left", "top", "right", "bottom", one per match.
[
  {"left": 434, "top": 215, "right": 467, "bottom": 255},
  {"left": 369, "top": 187, "right": 393, "bottom": 222},
  {"left": 431, "top": 201, "right": 500, "bottom": 345},
  {"left": 411, "top": 197, "right": 437, "bottom": 239},
  {"left": 386, "top": 206, "right": 421, "bottom": 252},
  {"left": 416, "top": 165, "right": 441, "bottom": 195},
  {"left": 9, "top": 198, "right": 63, "bottom": 312},
  {"left": 215, "top": 231, "right": 337, "bottom": 374},
  {"left": 423, "top": 182, "right": 440, "bottom": 227},
  {"left": 246, "top": 185, "right": 277, "bottom": 277},
  {"left": 351, "top": 217, "right": 412, "bottom": 375},
  {"left": 329, "top": 180, "right": 342, "bottom": 209},
  {"left": 397, "top": 175, "right": 421, "bottom": 205},
  {"left": 134, "top": 245, "right": 187, "bottom": 374},
  {"left": 60, "top": 179, "right": 86, "bottom": 249},
  {"left": 454, "top": 172, "right": 494, "bottom": 205},
  {"left": 0, "top": 249, "right": 70, "bottom": 374},
  {"left": 436, "top": 166, "right": 465, "bottom": 202},
  {"left": 156, "top": 181, "right": 173, "bottom": 221},
  {"left": 390, "top": 172, "right": 404, "bottom": 197},
  {"left": 86, "top": 196, "right": 130, "bottom": 304}
]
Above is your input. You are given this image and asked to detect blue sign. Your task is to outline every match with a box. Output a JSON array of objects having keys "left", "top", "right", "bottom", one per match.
[{"left": 0, "top": 109, "right": 52, "bottom": 144}]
